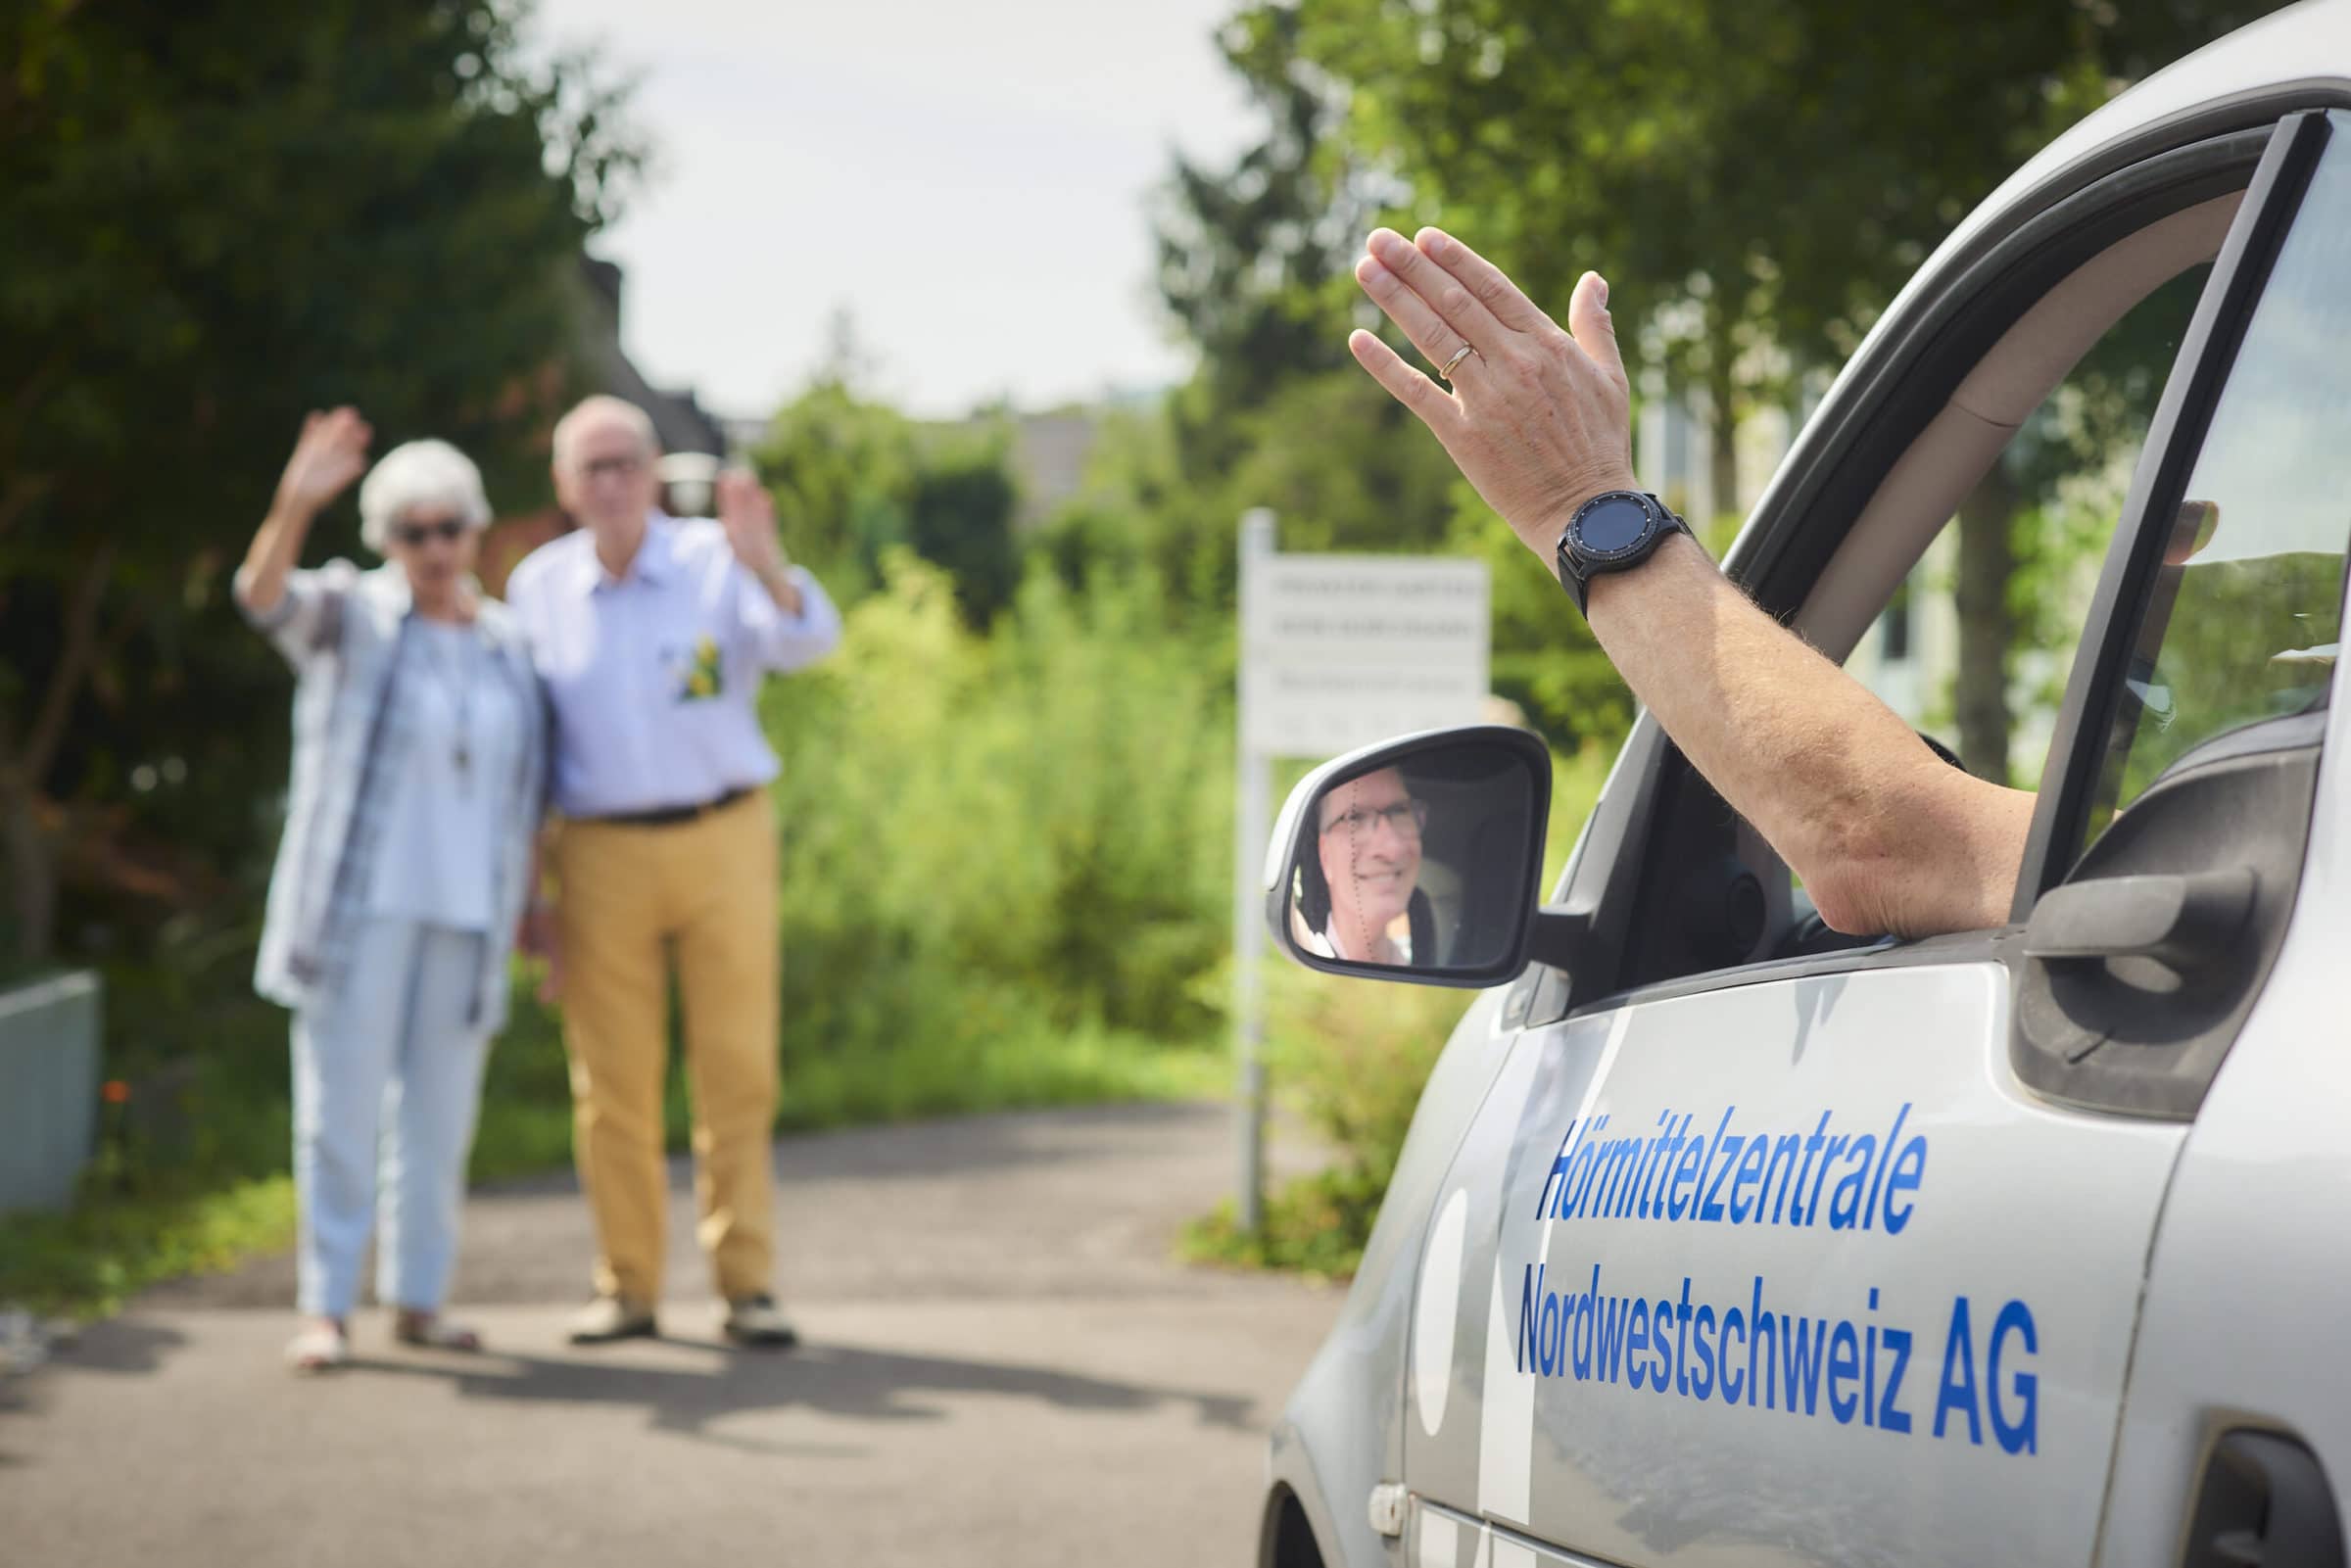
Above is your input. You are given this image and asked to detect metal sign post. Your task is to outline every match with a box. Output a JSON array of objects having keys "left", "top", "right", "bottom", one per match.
[
  {"left": 1233, "top": 509, "right": 1276, "bottom": 1234},
  {"left": 1233, "top": 513, "right": 1489, "bottom": 1232}
]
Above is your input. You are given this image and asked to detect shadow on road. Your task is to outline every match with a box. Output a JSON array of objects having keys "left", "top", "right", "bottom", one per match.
[
  {"left": 0, "top": 1316, "right": 191, "bottom": 1468},
  {"left": 44, "top": 1316, "right": 187, "bottom": 1375},
  {"left": 351, "top": 1336, "right": 1260, "bottom": 1450}
]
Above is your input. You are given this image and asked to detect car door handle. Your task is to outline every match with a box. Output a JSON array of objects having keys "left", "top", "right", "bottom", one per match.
[{"left": 2023, "top": 868, "right": 2256, "bottom": 973}]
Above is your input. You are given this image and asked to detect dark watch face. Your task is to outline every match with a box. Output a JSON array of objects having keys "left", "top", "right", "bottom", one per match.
[{"left": 1575, "top": 496, "right": 1653, "bottom": 555}]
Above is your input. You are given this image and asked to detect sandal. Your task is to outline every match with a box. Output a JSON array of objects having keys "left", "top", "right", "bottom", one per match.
[
  {"left": 285, "top": 1322, "right": 350, "bottom": 1375},
  {"left": 392, "top": 1311, "right": 483, "bottom": 1353}
]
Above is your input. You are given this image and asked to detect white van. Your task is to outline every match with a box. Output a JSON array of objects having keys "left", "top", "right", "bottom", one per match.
[{"left": 1256, "top": 7, "right": 2351, "bottom": 1565}]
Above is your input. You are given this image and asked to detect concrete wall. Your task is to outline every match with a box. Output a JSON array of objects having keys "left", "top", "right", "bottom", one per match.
[{"left": 0, "top": 972, "right": 101, "bottom": 1215}]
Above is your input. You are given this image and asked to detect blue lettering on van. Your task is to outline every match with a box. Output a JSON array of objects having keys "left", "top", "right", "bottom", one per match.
[
  {"left": 1513, "top": 1262, "right": 2038, "bottom": 1456},
  {"left": 1534, "top": 1105, "right": 1926, "bottom": 1235}
]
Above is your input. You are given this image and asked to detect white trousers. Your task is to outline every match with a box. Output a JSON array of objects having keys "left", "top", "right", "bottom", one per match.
[{"left": 290, "top": 918, "right": 491, "bottom": 1319}]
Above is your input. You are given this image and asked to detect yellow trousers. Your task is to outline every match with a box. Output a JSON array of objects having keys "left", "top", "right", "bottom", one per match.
[{"left": 551, "top": 792, "right": 779, "bottom": 1305}]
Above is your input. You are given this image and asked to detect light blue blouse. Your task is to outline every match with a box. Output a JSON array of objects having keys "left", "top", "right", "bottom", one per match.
[{"left": 239, "top": 560, "right": 546, "bottom": 1029}]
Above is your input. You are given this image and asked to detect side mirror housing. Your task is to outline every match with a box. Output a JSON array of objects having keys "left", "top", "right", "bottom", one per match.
[{"left": 1263, "top": 725, "right": 1552, "bottom": 988}]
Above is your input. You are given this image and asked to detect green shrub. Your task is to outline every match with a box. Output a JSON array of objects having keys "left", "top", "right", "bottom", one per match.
[{"left": 762, "top": 553, "right": 1233, "bottom": 1080}]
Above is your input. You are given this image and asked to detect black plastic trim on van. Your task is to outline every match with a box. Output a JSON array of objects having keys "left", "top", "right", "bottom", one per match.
[
  {"left": 1565, "top": 927, "right": 2019, "bottom": 1021},
  {"left": 2013, "top": 724, "right": 2324, "bottom": 1118},
  {"left": 2179, "top": 1428, "right": 2345, "bottom": 1568}
]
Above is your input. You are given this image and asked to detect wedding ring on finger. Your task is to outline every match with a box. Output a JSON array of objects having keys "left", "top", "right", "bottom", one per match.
[{"left": 1437, "top": 343, "right": 1478, "bottom": 382}]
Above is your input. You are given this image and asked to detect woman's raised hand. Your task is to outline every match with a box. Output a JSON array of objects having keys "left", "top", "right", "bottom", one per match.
[
  {"left": 273, "top": 407, "right": 374, "bottom": 519},
  {"left": 1347, "top": 227, "right": 1639, "bottom": 567}
]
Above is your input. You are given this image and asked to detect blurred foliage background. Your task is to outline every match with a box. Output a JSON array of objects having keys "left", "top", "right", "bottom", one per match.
[{"left": 0, "top": 0, "right": 2292, "bottom": 1308}]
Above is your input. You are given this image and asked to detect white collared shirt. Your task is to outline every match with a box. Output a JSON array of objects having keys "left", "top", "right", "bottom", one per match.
[{"left": 505, "top": 511, "right": 842, "bottom": 817}]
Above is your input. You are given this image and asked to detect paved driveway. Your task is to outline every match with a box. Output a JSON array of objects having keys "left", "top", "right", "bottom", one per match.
[{"left": 0, "top": 1103, "right": 1343, "bottom": 1567}]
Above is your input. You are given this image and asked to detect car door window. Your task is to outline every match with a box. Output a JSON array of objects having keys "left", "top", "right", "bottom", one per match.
[
  {"left": 2010, "top": 111, "right": 2350, "bottom": 1117},
  {"left": 1614, "top": 193, "right": 2250, "bottom": 990},
  {"left": 1848, "top": 265, "right": 2212, "bottom": 791},
  {"left": 2085, "top": 135, "right": 2351, "bottom": 844}
]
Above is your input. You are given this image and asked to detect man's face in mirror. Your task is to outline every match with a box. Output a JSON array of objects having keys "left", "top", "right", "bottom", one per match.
[{"left": 1315, "top": 766, "right": 1424, "bottom": 963}]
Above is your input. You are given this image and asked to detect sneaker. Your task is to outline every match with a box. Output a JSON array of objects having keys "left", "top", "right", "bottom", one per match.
[
  {"left": 567, "top": 1295, "right": 657, "bottom": 1345},
  {"left": 722, "top": 1294, "right": 798, "bottom": 1350}
]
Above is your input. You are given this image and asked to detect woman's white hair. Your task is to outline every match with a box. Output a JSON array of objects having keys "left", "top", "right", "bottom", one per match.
[{"left": 357, "top": 438, "right": 493, "bottom": 554}]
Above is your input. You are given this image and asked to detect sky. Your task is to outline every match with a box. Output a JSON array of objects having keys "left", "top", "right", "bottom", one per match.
[{"left": 531, "top": 0, "right": 1265, "bottom": 422}]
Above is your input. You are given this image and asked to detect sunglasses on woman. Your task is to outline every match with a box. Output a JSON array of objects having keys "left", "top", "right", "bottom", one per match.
[{"left": 394, "top": 517, "right": 467, "bottom": 547}]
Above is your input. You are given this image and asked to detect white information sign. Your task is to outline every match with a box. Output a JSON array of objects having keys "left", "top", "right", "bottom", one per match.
[
  {"left": 1242, "top": 554, "right": 1491, "bottom": 757},
  {"left": 1230, "top": 514, "right": 1492, "bottom": 1231}
]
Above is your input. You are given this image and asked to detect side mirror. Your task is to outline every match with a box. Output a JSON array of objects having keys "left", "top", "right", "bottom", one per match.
[{"left": 1263, "top": 725, "right": 1551, "bottom": 988}]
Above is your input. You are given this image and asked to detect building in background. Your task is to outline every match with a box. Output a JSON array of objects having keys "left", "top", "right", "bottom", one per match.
[
  {"left": 997, "top": 409, "right": 1098, "bottom": 529},
  {"left": 911, "top": 406, "right": 1102, "bottom": 530}
]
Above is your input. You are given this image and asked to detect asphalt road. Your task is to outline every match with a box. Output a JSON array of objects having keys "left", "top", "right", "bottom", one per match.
[{"left": 0, "top": 1103, "right": 1343, "bottom": 1567}]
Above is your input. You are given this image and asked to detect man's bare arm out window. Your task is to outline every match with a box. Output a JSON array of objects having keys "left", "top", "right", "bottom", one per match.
[{"left": 1345, "top": 225, "right": 2031, "bottom": 938}]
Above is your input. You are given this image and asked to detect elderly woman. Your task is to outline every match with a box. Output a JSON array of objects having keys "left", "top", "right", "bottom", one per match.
[{"left": 233, "top": 408, "right": 545, "bottom": 1373}]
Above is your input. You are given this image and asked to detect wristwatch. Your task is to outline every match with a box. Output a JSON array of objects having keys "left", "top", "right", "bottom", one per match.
[{"left": 1554, "top": 490, "right": 1689, "bottom": 615}]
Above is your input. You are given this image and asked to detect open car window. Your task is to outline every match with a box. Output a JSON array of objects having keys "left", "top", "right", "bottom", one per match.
[
  {"left": 1570, "top": 133, "right": 2276, "bottom": 1008},
  {"left": 1846, "top": 262, "right": 2214, "bottom": 793}
]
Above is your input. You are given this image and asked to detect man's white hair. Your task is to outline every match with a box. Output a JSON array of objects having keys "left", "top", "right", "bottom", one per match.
[
  {"left": 552, "top": 395, "right": 659, "bottom": 471},
  {"left": 357, "top": 438, "right": 492, "bottom": 554}
]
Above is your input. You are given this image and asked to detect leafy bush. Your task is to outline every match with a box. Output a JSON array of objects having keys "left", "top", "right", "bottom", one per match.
[
  {"left": 2, "top": 557, "right": 1238, "bottom": 1315},
  {"left": 1181, "top": 969, "right": 1474, "bottom": 1282},
  {"left": 761, "top": 553, "right": 1234, "bottom": 1102},
  {"left": 907, "top": 436, "right": 1023, "bottom": 626}
]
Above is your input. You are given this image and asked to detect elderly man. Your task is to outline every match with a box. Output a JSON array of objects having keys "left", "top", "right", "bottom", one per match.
[
  {"left": 1299, "top": 768, "right": 1428, "bottom": 966},
  {"left": 507, "top": 396, "right": 841, "bottom": 1348}
]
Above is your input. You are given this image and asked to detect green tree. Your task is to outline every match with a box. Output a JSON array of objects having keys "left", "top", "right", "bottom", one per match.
[
  {"left": 907, "top": 433, "right": 1023, "bottom": 627},
  {"left": 1155, "top": 6, "right": 1363, "bottom": 415},
  {"left": 1109, "top": 5, "right": 1478, "bottom": 634},
  {"left": 750, "top": 377, "right": 1030, "bottom": 625},
  {"left": 1287, "top": 0, "right": 2279, "bottom": 502},
  {"left": 0, "top": 0, "right": 643, "bottom": 962},
  {"left": 753, "top": 377, "right": 919, "bottom": 592},
  {"left": 1128, "top": 3, "right": 1633, "bottom": 741},
  {"left": 1270, "top": 0, "right": 2286, "bottom": 768}
]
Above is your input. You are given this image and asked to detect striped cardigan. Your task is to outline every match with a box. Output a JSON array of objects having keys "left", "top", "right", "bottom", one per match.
[{"left": 241, "top": 559, "right": 546, "bottom": 1030}]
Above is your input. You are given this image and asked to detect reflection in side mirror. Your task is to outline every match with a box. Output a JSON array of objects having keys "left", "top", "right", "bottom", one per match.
[{"left": 1263, "top": 726, "right": 1551, "bottom": 989}]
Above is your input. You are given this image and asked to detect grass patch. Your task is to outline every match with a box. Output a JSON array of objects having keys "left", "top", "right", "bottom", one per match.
[
  {"left": 780, "top": 1026, "right": 1226, "bottom": 1128},
  {"left": 1179, "top": 1166, "right": 1385, "bottom": 1285},
  {"left": 1178, "top": 974, "right": 1468, "bottom": 1286},
  {"left": 0, "top": 984, "right": 1222, "bottom": 1321},
  {"left": 474, "top": 996, "right": 1226, "bottom": 1178},
  {"left": 0, "top": 1177, "right": 296, "bottom": 1321}
]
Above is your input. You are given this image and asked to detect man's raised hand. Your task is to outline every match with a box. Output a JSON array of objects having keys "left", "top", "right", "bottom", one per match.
[
  {"left": 715, "top": 468, "right": 787, "bottom": 578},
  {"left": 1346, "top": 227, "right": 1639, "bottom": 568},
  {"left": 716, "top": 467, "right": 804, "bottom": 613}
]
